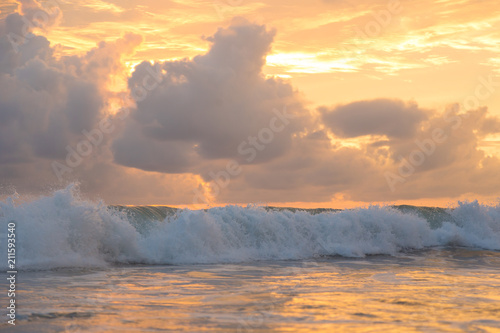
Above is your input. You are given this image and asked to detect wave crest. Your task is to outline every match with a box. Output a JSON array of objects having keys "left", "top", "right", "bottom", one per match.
[{"left": 1, "top": 184, "right": 499, "bottom": 269}]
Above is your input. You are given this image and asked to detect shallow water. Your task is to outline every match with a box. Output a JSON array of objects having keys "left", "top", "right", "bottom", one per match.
[
  {"left": 2, "top": 248, "right": 500, "bottom": 332},
  {"left": 1, "top": 187, "right": 500, "bottom": 331}
]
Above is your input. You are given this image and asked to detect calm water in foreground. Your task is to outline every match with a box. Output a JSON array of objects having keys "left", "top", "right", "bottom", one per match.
[{"left": 2, "top": 248, "right": 499, "bottom": 332}]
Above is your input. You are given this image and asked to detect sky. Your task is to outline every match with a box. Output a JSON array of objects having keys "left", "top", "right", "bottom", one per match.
[{"left": 0, "top": 0, "right": 499, "bottom": 208}]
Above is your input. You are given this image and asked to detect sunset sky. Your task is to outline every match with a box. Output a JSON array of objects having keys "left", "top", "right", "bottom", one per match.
[{"left": 0, "top": 0, "right": 499, "bottom": 208}]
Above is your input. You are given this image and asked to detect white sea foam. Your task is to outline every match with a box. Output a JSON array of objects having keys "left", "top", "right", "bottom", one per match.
[{"left": 0, "top": 184, "right": 499, "bottom": 269}]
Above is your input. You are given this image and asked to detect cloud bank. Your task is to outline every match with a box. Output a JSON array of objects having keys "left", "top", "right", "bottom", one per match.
[{"left": 1, "top": 2, "right": 500, "bottom": 205}]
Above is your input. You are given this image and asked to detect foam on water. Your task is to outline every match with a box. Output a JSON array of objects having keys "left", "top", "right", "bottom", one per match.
[{"left": 0, "top": 184, "right": 499, "bottom": 269}]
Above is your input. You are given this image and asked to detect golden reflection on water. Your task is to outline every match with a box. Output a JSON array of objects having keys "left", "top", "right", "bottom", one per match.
[{"left": 11, "top": 250, "right": 500, "bottom": 332}]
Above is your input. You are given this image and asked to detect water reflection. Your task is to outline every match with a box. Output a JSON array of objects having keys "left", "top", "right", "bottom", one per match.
[{"left": 3, "top": 249, "right": 500, "bottom": 332}]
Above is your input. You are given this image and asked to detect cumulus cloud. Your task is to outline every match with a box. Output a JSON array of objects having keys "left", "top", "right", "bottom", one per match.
[
  {"left": 0, "top": 31, "right": 141, "bottom": 160},
  {"left": 207, "top": 98, "right": 500, "bottom": 204},
  {"left": 0, "top": 1, "right": 141, "bottom": 185},
  {"left": 1, "top": 3, "right": 500, "bottom": 206},
  {"left": 322, "top": 101, "right": 500, "bottom": 201},
  {"left": 320, "top": 98, "right": 428, "bottom": 139},
  {"left": 17, "top": 0, "right": 62, "bottom": 30},
  {"left": 112, "top": 19, "right": 309, "bottom": 173}
]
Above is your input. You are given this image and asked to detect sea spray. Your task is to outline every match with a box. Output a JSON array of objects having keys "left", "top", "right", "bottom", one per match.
[{"left": 0, "top": 184, "right": 499, "bottom": 270}]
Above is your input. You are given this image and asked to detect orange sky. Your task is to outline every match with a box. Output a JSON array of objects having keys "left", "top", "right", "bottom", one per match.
[
  {"left": 2, "top": 0, "right": 499, "bottom": 110},
  {"left": 1, "top": 0, "right": 500, "bottom": 208}
]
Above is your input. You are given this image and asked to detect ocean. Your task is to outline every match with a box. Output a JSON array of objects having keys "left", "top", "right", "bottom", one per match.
[{"left": 1, "top": 185, "right": 499, "bottom": 332}]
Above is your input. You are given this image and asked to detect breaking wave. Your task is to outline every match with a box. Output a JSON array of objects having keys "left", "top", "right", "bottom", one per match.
[{"left": 0, "top": 184, "right": 499, "bottom": 269}]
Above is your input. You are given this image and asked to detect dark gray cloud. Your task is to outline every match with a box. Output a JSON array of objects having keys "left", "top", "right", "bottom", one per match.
[
  {"left": 208, "top": 100, "right": 500, "bottom": 204},
  {"left": 0, "top": 32, "right": 140, "bottom": 162},
  {"left": 1, "top": 3, "right": 500, "bottom": 206},
  {"left": 321, "top": 98, "right": 428, "bottom": 139},
  {"left": 112, "top": 19, "right": 309, "bottom": 173},
  {"left": 112, "top": 123, "right": 196, "bottom": 173},
  {"left": 0, "top": 2, "right": 141, "bottom": 180}
]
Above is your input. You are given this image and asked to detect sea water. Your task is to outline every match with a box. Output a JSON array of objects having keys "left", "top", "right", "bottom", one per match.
[{"left": 1, "top": 185, "right": 499, "bottom": 332}]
